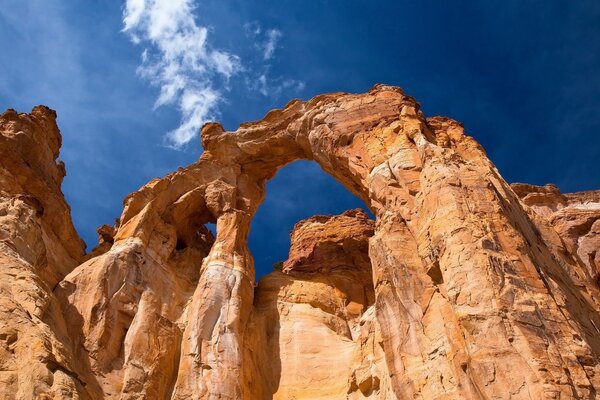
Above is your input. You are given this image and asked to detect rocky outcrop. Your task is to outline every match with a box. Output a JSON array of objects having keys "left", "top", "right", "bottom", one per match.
[
  {"left": 1, "top": 85, "right": 600, "bottom": 399},
  {"left": 0, "top": 107, "right": 88, "bottom": 398},
  {"left": 57, "top": 179, "right": 215, "bottom": 399},
  {"left": 244, "top": 209, "right": 392, "bottom": 399},
  {"left": 513, "top": 183, "right": 600, "bottom": 286}
]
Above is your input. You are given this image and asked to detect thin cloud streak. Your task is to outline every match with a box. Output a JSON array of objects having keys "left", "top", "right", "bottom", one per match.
[
  {"left": 263, "top": 29, "right": 281, "bottom": 60},
  {"left": 254, "top": 74, "right": 305, "bottom": 97},
  {"left": 122, "top": 0, "right": 239, "bottom": 147},
  {"left": 243, "top": 22, "right": 304, "bottom": 97}
]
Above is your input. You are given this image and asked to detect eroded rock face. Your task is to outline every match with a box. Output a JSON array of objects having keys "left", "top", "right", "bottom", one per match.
[
  {"left": 0, "top": 107, "right": 88, "bottom": 398},
  {"left": 513, "top": 183, "right": 600, "bottom": 286},
  {"left": 244, "top": 209, "right": 392, "bottom": 400},
  {"left": 2, "top": 85, "right": 600, "bottom": 399}
]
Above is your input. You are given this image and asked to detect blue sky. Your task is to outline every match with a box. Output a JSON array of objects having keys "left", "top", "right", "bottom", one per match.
[{"left": 1, "top": 1, "right": 599, "bottom": 278}]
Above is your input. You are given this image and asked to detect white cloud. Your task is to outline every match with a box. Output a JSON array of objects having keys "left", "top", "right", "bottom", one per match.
[
  {"left": 122, "top": 0, "right": 240, "bottom": 148},
  {"left": 272, "top": 78, "right": 305, "bottom": 97},
  {"left": 243, "top": 22, "right": 262, "bottom": 37},
  {"left": 263, "top": 29, "right": 281, "bottom": 60},
  {"left": 123, "top": 4, "right": 304, "bottom": 147},
  {"left": 243, "top": 23, "right": 303, "bottom": 97},
  {"left": 166, "top": 87, "right": 218, "bottom": 145},
  {"left": 254, "top": 74, "right": 304, "bottom": 98},
  {"left": 258, "top": 74, "right": 268, "bottom": 96},
  {"left": 244, "top": 23, "right": 282, "bottom": 61}
]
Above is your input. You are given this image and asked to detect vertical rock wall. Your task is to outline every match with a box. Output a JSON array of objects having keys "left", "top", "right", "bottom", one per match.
[{"left": 0, "top": 107, "right": 88, "bottom": 398}]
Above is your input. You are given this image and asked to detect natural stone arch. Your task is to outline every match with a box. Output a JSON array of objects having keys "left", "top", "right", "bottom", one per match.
[
  {"left": 246, "top": 158, "right": 372, "bottom": 278},
  {"left": 59, "top": 85, "right": 600, "bottom": 399}
]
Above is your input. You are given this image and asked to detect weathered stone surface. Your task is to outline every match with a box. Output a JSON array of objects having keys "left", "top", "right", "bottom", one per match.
[
  {"left": 282, "top": 209, "right": 374, "bottom": 274},
  {"left": 2, "top": 85, "right": 600, "bottom": 399},
  {"left": 514, "top": 183, "right": 600, "bottom": 286},
  {"left": 244, "top": 209, "right": 392, "bottom": 400},
  {"left": 0, "top": 107, "right": 88, "bottom": 399},
  {"left": 57, "top": 177, "right": 216, "bottom": 398}
]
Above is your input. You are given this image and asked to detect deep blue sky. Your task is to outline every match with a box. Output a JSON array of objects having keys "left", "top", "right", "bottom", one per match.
[{"left": 1, "top": 1, "right": 599, "bottom": 278}]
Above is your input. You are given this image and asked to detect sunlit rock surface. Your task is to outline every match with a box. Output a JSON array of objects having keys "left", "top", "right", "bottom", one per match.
[
  {"left": 0, "top": 107, "right": 88, "bottom": 398},
  {"left": 1, "top": 85, "right": 600, "bottom": 399},
  {"left": 244, "top": 209, "right": 393, "bottom": 399}
]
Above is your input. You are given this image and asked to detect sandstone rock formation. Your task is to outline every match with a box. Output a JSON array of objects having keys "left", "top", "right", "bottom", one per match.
[
  {"left": 244, "top": 209, "right": 392, "bottom": 399},
  {"left": 513, "top": 183, "right": 600, "bottom": 286},
  {"left": 0, "top": 107, "right": 87, "bottom": 398},
  {"left": 1, "top": 85, "right": 600, "bottom": 399}
]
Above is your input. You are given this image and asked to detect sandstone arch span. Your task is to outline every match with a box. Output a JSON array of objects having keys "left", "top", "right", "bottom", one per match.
[{"left": 1, "top": 86, "right": 600, "bottom": 399}]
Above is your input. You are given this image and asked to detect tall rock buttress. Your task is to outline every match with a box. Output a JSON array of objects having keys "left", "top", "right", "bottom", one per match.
[
  {"left": 0, "top": 107, "right": 88, "bottom": 398},
  {"left": 1, "top": 85, "right": 600, "bottom": 399}
]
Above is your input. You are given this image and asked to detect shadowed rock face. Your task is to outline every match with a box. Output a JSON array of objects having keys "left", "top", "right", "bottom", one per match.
[
  {"left": 513, "top": 183, "right": 600, "bottom": 288},
  {"left": 1, "top": 85, "right": 600, "bottom": 399}
]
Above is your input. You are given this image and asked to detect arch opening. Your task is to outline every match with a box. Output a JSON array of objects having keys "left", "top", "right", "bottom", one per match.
[
  {"left": 244, "top": 160, "right": 383, "bottom": 400},
  {"left": 248, "top": 160, "right": 374, "bottom": 279}
]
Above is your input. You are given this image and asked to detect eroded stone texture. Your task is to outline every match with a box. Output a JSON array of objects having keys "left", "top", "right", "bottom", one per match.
[
  {"left": 244, "top": 210, "right": 393, "bottom": 400},
  {"left": 513, "top": 183, "right": 600, "bottom": 287},
  {"left": 2, "top": 85, "right": 600, "bottom": 399},
  {"left": 0, "top": 107, "right": 89, "bottom": 398},
  {"left": 282, "top": 209, "right": 374, "bottom": 274},
  {"left": 57, "top": 176, "right": 216, "bottom": 399}
]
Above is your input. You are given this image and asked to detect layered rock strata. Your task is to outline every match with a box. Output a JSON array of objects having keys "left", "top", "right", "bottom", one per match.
[{"left": 1, "top": 85, "right": 600, "bottom": 399}]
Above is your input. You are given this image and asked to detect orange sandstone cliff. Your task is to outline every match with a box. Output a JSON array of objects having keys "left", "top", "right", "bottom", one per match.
[{"left": 1, "top": 85, "right": 599, "bottom": 399}]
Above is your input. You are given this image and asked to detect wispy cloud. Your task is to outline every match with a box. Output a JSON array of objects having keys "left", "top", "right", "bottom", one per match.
[
  {"left": 263, "top": 29, "right": 281, "bottom": 60},
  {"left": 244, "top": 22, "right": 304, "bottom": 98},
  {"left": 244, "top": 23, "right": 282, "bottom": 61},
  {"left": 122, "top": 0, "right": 240, "bottom": 147},
  {"left": 253, "top": 74, "right": 305, "bottom": 97}
]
